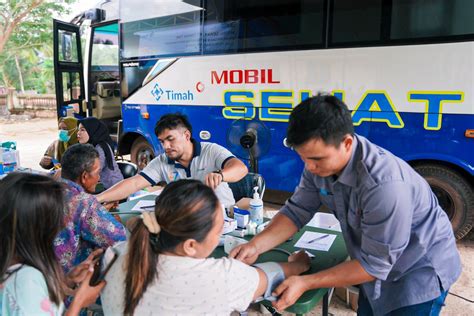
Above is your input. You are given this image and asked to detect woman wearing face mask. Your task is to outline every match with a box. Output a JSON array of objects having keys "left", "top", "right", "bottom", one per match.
[
  {"left": 40, "top": 117, "right": 78, "bottom": 170},
  {"left": 77, "top": 117, "right": 123, "bottom": 190}
]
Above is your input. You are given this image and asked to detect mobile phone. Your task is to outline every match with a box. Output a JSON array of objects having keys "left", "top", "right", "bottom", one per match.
[
  {"left": 50, "top": 158, "right": 61, "bottom": 169},
  {"left": 89, "top": 249, "right": 118, "bottom": 286}
]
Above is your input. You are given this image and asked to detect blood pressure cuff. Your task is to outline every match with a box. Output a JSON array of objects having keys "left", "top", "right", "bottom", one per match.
[{"left": 253, "top": 262, "right": 285, "bottom": 302}]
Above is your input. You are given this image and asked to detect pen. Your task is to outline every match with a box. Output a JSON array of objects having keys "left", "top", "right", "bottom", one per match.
[
  {"left": 307, "top": 234, "right": 329, "bottom": 244},
  {"left": 109, "top": 211, "right": 141, "bottom": 215},
  {"left": 140, "top": 205, "right": 155, "bottom": 209}
]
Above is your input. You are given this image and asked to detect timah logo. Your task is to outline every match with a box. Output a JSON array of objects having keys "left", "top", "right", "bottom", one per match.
[
  {"left": 151, "top": 83, "right": 194, "bottom": 102},
  {"left": 151, "top": 84, "right": 164, "bottom": 101}
]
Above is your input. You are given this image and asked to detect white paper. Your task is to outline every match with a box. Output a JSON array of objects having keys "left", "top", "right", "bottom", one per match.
[
  {"left": 131, "top": 200, "right": 156, "bottom": 211},
  {"left": 129, "top": 189, "right": 162, "bottom": 201},
  {"left": 306, "top": 212, "right": 342, "bottom": 232},
  {"left": 294, "top": 231, "right": 337, "bottom": 252}
]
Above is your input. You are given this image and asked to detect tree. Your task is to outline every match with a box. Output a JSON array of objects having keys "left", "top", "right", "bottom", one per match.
[{"left": 0, "top": 0, "right": 75, "bottom": 92}]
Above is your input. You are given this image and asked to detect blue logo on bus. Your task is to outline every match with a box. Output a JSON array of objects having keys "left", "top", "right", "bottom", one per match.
[
  {"left": 151, "top": 83, "right": 164, "bottom": 101},
  {"left": 151, "top": 83, "right": 194, "bottom": 101}
]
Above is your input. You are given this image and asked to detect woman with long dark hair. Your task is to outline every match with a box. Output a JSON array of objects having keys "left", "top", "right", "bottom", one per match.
[
  {"left": 0, "top": 173, "right": 105, "bottom": 315},
  {"left": 101, "top": 179, "right": 310, "bottom": 315},
  {"left": 77, "top": 117, "right": 123, "bottom": 189}
]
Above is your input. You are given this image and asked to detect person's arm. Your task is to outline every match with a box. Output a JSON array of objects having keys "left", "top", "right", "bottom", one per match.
[
  {"left": 252, "top": 250, "right": 311, "bottom": 300},
  {"left": 205, "top": 143, "right": 248, "bottom": 189},
  {"left": 39, "top": 141, "right": 56, "bottom": 169},
  {"left": 230, "top": 213, "right": 298, "bottom": 264},
  {"left": 39, "top": 155, "right": 53, "bottom": 169},
  {"left": 205, "top": 157, "right": 248, "bottom": 189},
  {"left": 272, "top": 181, "right": 414, "bottom": 311},
  {"left": 65, "top": 249, "right": 103, "bottom": 293},
  {"left": 222, "top": 157, "right": 248, "bottom": 183},
  {"left": 65, "top": 270, "right": 106, "bottom": 316},
  {"left": 96, "top": 174, "right": 150, "bottom": 203},
  {"left": 230, "top": 168, "right": 322, "bottom": 264},
  {"left": 271, "top": 259, "right": 374, "bottom": 311},
  {"left": 305, "top": 259, "right": 374, "bottom": 289}
]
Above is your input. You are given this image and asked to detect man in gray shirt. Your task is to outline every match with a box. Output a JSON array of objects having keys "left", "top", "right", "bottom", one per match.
[
  {"left": 97, "top": 113, "right": 248, "bottom": 207},
  {"left": 230, "top": 95, "right": 461, "bottom": 315}
]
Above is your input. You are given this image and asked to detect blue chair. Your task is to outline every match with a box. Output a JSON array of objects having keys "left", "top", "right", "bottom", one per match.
[{"left": 229, "top": 172, "right": 265, "bottom": 202}]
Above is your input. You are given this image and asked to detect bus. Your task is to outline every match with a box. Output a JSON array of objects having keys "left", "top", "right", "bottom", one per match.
[{"left": 53, "top": 0, "right": 473, "bottom": 238}]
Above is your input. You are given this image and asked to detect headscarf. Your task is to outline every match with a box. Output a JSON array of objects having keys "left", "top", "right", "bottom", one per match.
[
  {"left": 79, "top": 117, "right": 115, "bottom": 170},
  {"left": 57, "top": 117, "right": 78, "bottom": 160}
]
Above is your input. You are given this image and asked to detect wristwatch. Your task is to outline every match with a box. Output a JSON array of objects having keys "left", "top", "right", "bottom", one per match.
[{"left": 213, "top": 170, "right": 224, "bottom": 182}]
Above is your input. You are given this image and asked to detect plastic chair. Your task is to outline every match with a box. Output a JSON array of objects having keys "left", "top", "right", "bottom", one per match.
[
  {"left": 228, "top": 172, "right": 265, "bottom": 202},
  {"left": 117, "top": 161, "right": 138, "bottom": 179}
]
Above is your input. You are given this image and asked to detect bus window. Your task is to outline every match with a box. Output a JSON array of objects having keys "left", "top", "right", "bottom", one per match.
[
  {"left": 330, "top": 0, "right": 383, "bottom": 45},
  {"left": 390, "top": 0, "right": 474, "bottom": 40},
  {"left": 121, "top": 60, "right": 157, "bottom": 100},
  {"left": 91, "top": 24, "right": 119, "bottom": 77},
  {"left": 204, "top": 0, "right": 325, "bottom": 54},
  {"left": 121, "top": 0, "right": 203, "bottom": 59}
]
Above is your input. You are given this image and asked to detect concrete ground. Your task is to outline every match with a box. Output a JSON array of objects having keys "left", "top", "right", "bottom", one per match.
[{"left": 1, "top": 117, "right": 473, "bottom": 315}]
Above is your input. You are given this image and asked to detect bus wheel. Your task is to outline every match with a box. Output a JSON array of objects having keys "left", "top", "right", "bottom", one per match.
[
  {"left": 414, "top": 164, "right": 474, "bottom": 239},
  {"left": 131, "top": 136, "right": 155, "bottom": 171}
]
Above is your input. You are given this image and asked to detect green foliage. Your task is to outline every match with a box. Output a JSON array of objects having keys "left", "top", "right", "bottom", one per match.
[{"left": 0, "top": 0, "right": 76, "bottom": 93}]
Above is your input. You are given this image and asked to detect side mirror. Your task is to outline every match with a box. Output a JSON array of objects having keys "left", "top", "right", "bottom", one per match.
[{"left": 61, "top": 33, "right": 73, "bottom": 61}]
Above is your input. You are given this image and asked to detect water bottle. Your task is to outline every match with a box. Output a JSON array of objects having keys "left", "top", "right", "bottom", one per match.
[{"left": 249, "top": 186, "right": 263, "bottom": 225}]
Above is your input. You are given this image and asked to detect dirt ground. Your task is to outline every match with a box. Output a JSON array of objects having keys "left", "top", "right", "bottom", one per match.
[{"left": 0, "top": 117, "right": 473, "bottom": 315}]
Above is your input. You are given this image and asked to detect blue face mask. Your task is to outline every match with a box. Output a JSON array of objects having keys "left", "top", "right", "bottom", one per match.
[{"left": 59, "top": 129, "right": 71, "bottom": 142}]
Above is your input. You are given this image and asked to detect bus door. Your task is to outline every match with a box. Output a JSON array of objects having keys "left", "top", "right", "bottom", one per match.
[
  {"left": 88, "top": 21, "right": 121, "bottom": 123},
  {"left": 53, "top": 20, "right": 86, "bottom": 118}
]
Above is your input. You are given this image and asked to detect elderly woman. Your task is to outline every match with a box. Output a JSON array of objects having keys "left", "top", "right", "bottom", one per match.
[{"left": 39, "top": 117, "right": 78, "bottom": 169}]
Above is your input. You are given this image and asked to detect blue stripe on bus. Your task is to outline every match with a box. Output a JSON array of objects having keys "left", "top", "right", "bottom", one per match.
[{"left": 123, "top": 104, "right": 473, "bottom": 192}]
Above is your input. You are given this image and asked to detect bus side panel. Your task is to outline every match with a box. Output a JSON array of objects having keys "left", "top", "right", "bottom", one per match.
[
  {"left": 369, "top": 112, "right": 474, "bottom": 174},
  {"left": 122, "top": 102, "right": 473, "bottom": 192}
]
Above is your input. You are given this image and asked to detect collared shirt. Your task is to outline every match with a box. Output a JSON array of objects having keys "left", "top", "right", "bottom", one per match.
[
  {"left": 140, "top": 139, "right": 236, "bottom": 207},
  {"left": 280, "top": 134, "right": 461, "bottom": 315},
  {"left": 54, "top": 179, "right": 127, "bottom": 273}
]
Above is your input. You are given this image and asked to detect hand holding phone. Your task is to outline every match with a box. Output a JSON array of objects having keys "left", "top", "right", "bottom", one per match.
[
  {"left": 89, "top": 248, "right": 119, "bottom": 286},
  {"left": 71, "top": 269, "right": 107, "bottom": 311},
  {"left": 67, "top": 248, "right": 103, "bottom": 289}
]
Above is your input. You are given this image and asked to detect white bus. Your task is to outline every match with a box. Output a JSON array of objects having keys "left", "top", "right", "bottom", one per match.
[{"left": 54, "top": 0, "right": 474, "bottom": 238}]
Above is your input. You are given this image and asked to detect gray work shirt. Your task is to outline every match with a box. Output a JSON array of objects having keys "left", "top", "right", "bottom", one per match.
[
  {"left": 280, "top": 134, "right": 461, "bottom": 315},
  {"left": 140, "top": 139, "right": 236, "bottom": 207}
]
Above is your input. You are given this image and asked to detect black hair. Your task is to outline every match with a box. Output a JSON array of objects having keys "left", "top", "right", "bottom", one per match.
[
  {"left": 286, "top": 94, "right": 354, "bottom": 147},
  {"left": 154, "top": 113, "right": 193, "bottom": 137},
  {"left": 124, "top": 179, "right": 219, "bottom": 315},
  {"left": 0, "top": 173, "right": 66, "bottom": 305},
  {"left": 61, "top": 143, "right": 99, "bottom": 181}
]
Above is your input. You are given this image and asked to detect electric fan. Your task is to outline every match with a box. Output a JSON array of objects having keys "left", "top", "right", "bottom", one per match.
[{"left": 226, "top": 119, "right": 271, "bottom": 173}]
